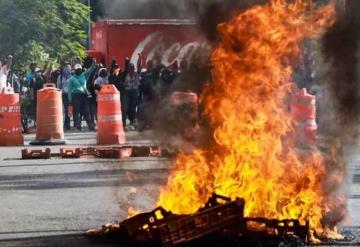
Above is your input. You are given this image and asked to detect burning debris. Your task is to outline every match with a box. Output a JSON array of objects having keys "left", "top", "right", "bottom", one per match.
[
  {"left": 89, "top": 0, "right": 351, "bottom": 245},
  {"left": 87, "top": 194, "right": 311, "bottom": 246},
  {"left": 157, "top": 0, "right": 342, "bottom": 242}
]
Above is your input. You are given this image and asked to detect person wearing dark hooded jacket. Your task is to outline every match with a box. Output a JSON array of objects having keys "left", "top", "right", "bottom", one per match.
[
  {"left": 109, "top": 62, "right": 127, "bottom": 128},
  {"left": 124, "top": 63, "right": 140, "bottom": 130}
]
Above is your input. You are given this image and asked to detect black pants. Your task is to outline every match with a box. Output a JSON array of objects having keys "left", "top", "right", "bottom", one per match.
[
  {"left": 62, "top": 94, "right": 70, "bottom": 129},
  {"left": 72, "top": 93, "right": 94, "bottom": 130},
  {"left": 120, "top": 92, "right": 127, "bottom": 127},
  {"left": 126, "top": 89, "right": 138, "bottom": 125},
  {"left": 88, "top": 98, "right": 97, "bottom": 125}
]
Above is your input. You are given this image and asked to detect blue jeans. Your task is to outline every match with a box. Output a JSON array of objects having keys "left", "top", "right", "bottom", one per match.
[
  {"left": 72, "top": 93, "right": 94, "bottom": 130},
  {"left": 125, "top": 89, "right": 138, "bottom": 125}
]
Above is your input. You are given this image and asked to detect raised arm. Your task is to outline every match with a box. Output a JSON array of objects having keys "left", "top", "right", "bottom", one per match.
[
  {"left": 137, "top": 53, "right": 143, "bottom": 74},
  {"left": 2, "top": 55, "right": 13, "bottom": 75},
  {"left": 123, "top": 57, "right": 130, "bottom": 77},
  {"left": 83, "top": 63, "right": 97, "bottom": 80},
  {"left": 5, "top": 55, "right": 12, "bottom": 71}
]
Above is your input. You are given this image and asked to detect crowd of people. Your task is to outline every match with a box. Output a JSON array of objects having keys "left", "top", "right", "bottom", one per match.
[{"left": 0, "top": 54, "right": 186, "bottom": 133}]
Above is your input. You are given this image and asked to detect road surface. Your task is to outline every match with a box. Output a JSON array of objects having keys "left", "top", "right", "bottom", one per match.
[{"left": 0, "top": 131, "right": 359, "bottom": 246}]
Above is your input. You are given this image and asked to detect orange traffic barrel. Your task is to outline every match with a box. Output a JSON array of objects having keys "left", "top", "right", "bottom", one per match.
[
  {"left": 169, "top": 91, "right": 199, "bottom": 140},
  {"left": 0, "top": 87, "right": 24, "bottom": 146},
  {"left": 30, "top": 84, "right": 66, "bottom": 145},
  {"left": 170, "top": 91, "right": 198, "bottom": 106},
  {"left": 97, "top": 84, "right": 126, "bottom": 145},
  {"left": 291, "top": 88, "right": 317, "bottom": 145}
]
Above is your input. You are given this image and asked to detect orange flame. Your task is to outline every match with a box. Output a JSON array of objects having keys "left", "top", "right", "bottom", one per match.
[{"left": 157, "top": 0, "right": 337, "bottom": 237}]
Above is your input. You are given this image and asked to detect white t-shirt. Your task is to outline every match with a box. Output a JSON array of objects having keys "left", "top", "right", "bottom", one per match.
[
  {"left": 0, "top": 66, "right": 9, "bottom": 91},
  {"left": 94, "top": 76, "right": 108, "bottom": 88}
]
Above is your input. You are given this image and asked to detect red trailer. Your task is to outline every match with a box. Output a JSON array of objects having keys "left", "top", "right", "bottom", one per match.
[{"left": 88, "top": 19, "right": 205, "bottom": 67}]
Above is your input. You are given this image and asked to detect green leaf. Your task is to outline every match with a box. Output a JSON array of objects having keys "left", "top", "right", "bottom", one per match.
[{"left": 0, "top": 0, "right": 89, "bottom": 69}]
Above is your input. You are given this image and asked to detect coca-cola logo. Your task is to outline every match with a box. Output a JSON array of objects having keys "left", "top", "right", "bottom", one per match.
[{"left": 130, "top": 32, "right": 204, "bottom": 67}]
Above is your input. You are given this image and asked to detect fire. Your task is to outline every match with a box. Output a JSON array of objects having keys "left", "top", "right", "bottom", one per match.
[
  {"left": 128, "top": 206, "right": 141, "bottom": 218},
  {"left": 158, "top": 0, "right": 337, "bottom": 238}
]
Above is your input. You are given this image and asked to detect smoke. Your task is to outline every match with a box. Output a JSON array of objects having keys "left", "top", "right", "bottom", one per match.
[
  {"left": 131, "top": 0, "right": 267, "bottom": 152},
  {"left": 319, "top": 0, "right": 360, "bottom": 228},
  {"left": 321, "top": 0, "right": 360, "bottom": 166},
  {"left": 99, "top": 0, "right": 188, "bottom": 19},
  {"left": 100, "top": 0, "right": 265, "bottom": 42},
  {"left": 188, "top": 0, "right": 266, "bottom": 43},
  {"left": 322, "top": 1, "right": 360, "bottom": 129}
]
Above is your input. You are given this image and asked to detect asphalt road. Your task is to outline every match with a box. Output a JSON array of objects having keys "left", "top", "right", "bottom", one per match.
[
  {"left": 0, "top": 131, "right": 359, "bottom": 246},
  {"left": 0, "top": 131, "right": 170, "bottom": 243}
]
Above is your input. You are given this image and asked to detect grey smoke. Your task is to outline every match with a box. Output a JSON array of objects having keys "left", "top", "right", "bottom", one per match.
[
  {"left": 322, "top": 0, "right": 360, "bottom": 126},
  {"left": 99, "top": 0, "right": 266, "bottom": 42},
  {"left": 318, "top": 0, "right": 360, "bottom": 228},
  {"left": 141, "top": 0, "right": 268, "bottom": 151},
  {"left": 99, "top": 0, "right": 188, "bottom": 19}
]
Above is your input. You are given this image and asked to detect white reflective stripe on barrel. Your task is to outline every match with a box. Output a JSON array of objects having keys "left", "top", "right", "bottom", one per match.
[
  {"left": 293, "top": 98, "right": 316, "bottom": 105},
  {"left": 297, "top": 119, "right": 317, "bottom": 125},
  {"left": 98, "top": 95, "right": 120, "bottom": 102},
  {"left": 0, "top": 127, "right": 22, "bottom": 133},
  {"left": 98, "top": 114, "right": 122, "bottom": 122},
  {"left": 0, "top": 105, "right": 20, "bottom": 113}
]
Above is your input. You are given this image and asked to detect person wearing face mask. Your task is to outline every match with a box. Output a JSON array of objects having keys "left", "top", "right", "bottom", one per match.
[
  {"left": 94, "top": 68, "right": 109, "bottom": 92},
  {"left": 57, "top": 62, "right": 72, "bottom": 130},
  {"left": 124, "top": 62, "right": 140, "bottom": 130},
  {"left": 67, "top": 61, "right": 96, "bottom": 131}
]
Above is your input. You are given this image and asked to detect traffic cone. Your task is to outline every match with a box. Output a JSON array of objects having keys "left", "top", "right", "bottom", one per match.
[
  {"left": 30, "top": 84, "right": 66, "bottom": 145},
  {"left": 291, "top": 88, "right": 317, "bottom": 146},
  {"left": 97, "top": 84, "right": 126, "bottom": 145},
  {"left": 0, "top": 87, "right": 24, "bottom": 146}
]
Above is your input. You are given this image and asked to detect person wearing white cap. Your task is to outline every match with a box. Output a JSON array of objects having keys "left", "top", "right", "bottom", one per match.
[{"left": 67, "top": 60, "right": 96, "bottom": 131}]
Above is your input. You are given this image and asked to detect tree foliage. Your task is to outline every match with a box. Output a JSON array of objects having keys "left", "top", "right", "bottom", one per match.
[{"left": 0, "top": 0, "right": 90, "bottom": 68}]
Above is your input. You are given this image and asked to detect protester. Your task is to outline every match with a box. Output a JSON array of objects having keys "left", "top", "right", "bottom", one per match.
[
  {"left": 108, "top": 62, "right": 127, "bottom": 128},
  {"left": 26, "top": 64, "right": 45, "bottom": 122},
  {"left": 67, "top": 62, "right": 96, "bottom": 131},
  {"left": 0, "top": 55, "right": 13, "bottom": 92},
  {"left": 94, "top": 68, "right": 109, "bottom": 92},
  {"left": 25, "top": 63, "right": 37, "bottom": 82},
  {"left": 160, "top": 61, "right": 178, "bottom": 96},
  {"left": 137, "top": 59, "right": 158, "bottom": 130},
  {"left": 124, "top": 62, "right": 140, "bottom": 130},
  {"left": 11, "top": 71, "right": 21, "bottom": 93},
  {"left": 57, "top": 62, "right": 72, "bottom": 130},
  {"left": 85, "top": 60, "right": 100, "bottom": 128}
]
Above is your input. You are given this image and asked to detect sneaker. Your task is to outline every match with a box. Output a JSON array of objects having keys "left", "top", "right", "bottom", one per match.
[{"left": 129, "top": 125, "right": 136, "bottom": 131}]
